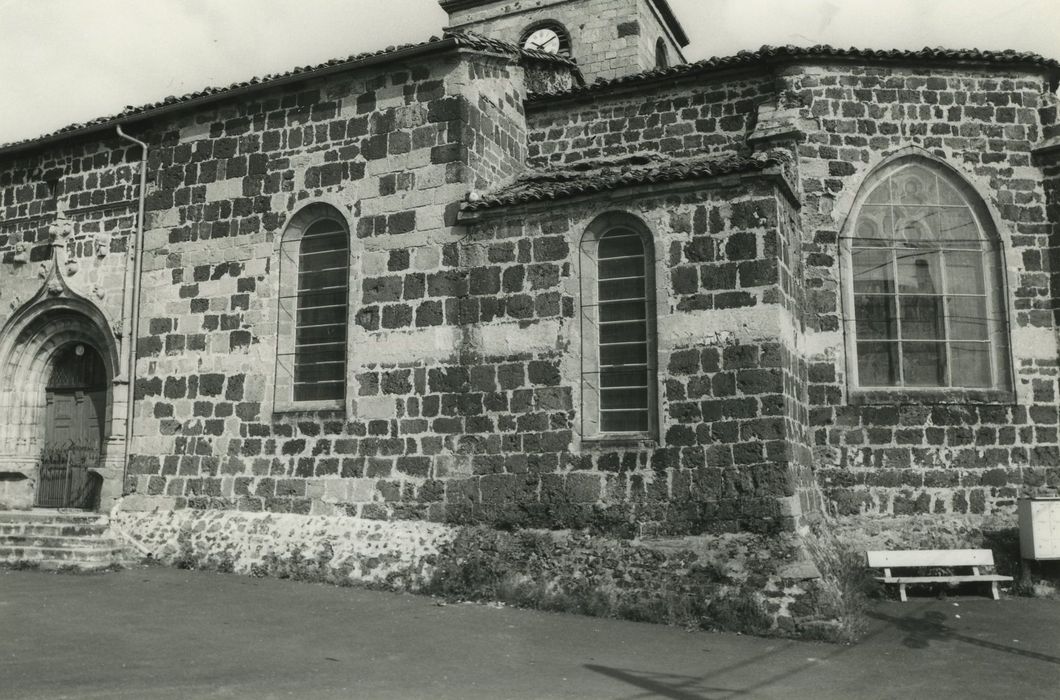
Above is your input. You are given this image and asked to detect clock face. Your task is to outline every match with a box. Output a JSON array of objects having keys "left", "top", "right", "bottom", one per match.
[{"left": 524, "top": 28, "right": 562, "bottom": 53}]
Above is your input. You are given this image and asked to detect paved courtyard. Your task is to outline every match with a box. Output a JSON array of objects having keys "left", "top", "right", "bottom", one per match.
[{"left": 1, "top": 566, "right": 1058, "bottom": 699}]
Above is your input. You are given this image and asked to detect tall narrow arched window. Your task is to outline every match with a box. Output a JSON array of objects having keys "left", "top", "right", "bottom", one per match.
[
  {"left": 275, "top": 204, "right": 351, "bottom": 411},
  {"left": 580, "top": 214, "right": 658, "bottom": 438},
  {"left": 843, "top": 158, "right": 1011, "bottom": 394},
  {"left": 655, "top": 39, "right": 670, "bottom": 69}
]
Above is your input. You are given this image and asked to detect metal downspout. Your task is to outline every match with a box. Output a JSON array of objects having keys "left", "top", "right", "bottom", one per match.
[{"left": 115, "top": 126, "right": 148, "bottom": 490}]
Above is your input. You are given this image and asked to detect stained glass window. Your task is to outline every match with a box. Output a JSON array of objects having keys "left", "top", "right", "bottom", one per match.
[{"left": 849, "top": 162, "right": 1008, "bottom": 390}]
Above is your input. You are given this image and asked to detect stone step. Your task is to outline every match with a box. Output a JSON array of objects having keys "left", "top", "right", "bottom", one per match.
[
  {"left": 0, "top": 511, "right": 125, "bottom": 570},
  {"left": 4, "top": 558, "right": 122, "bottom": 572},
  {"left": 0, "top": 534, "right": 122, "bottom": 550},
  {"left": 0, "top": 522, "right": 110, "bottom": 537},
  {"left": 0, "top": 509, "right": 104, "bottom": 519},
  {"left": 1, "top": 545, "right": 127, "bottom": 563}
]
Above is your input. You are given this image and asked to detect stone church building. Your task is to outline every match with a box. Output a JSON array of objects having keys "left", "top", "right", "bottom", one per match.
[{"left": 1, "top": 0, "right": 1058, "bottom": 632}]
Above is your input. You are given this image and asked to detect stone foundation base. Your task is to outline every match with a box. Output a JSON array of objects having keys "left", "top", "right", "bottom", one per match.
[{"left": 110, "top": 498, "right": 856, "bottom": 640}]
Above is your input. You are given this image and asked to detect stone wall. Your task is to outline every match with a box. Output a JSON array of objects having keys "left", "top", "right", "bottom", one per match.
[
  {"left": 126, "top": 170, "right": 809, "bottom": 537},
  {"left": 787, "top": 63, "right": 1060, "bottom": 516},
  {"left": 525, "top": 72, "right": 773, "bottom": 166}
]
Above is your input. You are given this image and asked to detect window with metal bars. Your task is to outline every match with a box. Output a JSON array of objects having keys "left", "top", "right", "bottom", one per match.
[
  {"left": 275, "top": 206, "right": 350, "bottom": 410},
  {"left": 845, "top": 158, "right": 1011, "bottom": 392},
  {"left": 581, "top": 215, "right": 657, "bottom": 438}
]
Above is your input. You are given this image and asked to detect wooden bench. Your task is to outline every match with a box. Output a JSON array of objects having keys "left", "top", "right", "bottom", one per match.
[{"left": 866, "top": 549, "right": 1014, "bottom": 602}]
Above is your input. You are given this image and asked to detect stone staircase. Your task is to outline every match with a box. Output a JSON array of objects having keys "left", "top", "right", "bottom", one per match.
[{"left": 0, "top": 510, "right": 129, "bottom": 571}]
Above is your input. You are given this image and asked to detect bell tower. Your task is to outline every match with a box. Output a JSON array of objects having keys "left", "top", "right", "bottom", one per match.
[{"left": 438, "top": 0, "right": 689, "bottom": 82}]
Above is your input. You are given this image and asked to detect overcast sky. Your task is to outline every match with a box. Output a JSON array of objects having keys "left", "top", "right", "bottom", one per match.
[{"left": 1, "top": 0, "right": 1058, "bottom": 145}]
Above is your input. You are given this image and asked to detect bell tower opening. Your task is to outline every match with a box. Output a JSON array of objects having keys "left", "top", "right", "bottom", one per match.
[{"left": 439, "top": 0, "right": 689, "bottom": 82}]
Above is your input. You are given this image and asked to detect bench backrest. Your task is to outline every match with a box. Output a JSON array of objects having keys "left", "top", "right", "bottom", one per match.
[{"left": 866, "top": 549, "right": 995, "bottom": 569}]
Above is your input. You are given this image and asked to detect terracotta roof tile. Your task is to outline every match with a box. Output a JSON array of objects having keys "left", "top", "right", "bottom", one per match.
[
  {"left": 529, "top": 44, "right": 1060, "bottom": 101},
  {"left": 0, "top": 31, "right": 577, "bottom": 155},
  {"left": 461, "top": 153, "right": 782, "bottom": 212}
]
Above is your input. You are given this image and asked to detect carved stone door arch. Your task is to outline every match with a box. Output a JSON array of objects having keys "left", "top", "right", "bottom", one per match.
[{"left": 0, "top": 297, "right": 123, "bottom": 512}]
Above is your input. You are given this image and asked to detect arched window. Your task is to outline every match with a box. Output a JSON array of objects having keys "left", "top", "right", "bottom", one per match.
[
  {"left": 275, "top": 204, "right": 351, "bottom": 410},
  {"left": 580, "top": 214, "right": 658, "bottom": 438},
  {"left": 844, "top": 158, "right": 1010, "bottom": 393},
  {"left": 655, "top": 39, "right": 670, "bottom": 69}
]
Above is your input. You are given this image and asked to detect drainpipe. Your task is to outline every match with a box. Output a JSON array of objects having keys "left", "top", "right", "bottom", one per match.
[{"left": 115, "top": 125, "right": 148, "bottom": 491}]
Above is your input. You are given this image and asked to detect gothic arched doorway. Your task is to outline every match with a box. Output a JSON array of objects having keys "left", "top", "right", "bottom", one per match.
[{"left": 35, "top": 343, "right": 109, "bottom": 509}]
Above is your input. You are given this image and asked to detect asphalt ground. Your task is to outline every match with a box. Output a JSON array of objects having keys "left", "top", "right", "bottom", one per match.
[{"left": 1, "top": 566, "right": 1058, "bottom": 699}]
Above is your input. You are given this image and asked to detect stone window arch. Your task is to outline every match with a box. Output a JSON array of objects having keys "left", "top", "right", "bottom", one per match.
[
  {"left": 579, "top": 213, "right": 659, "bottom": 439},
  {"left": 841, "top": 156, "right": 1012, "bottom": 398},
  {"left": 274, "top": 203, "right": 352, "bottom": 412}
]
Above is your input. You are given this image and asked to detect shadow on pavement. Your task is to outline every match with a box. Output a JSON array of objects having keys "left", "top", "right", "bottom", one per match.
[
  {"left": 867, "top": 610, "right": 1060, "bottom": 665},
  {"left": 584, "top": 665, "right": 747, "bottom": 699}
]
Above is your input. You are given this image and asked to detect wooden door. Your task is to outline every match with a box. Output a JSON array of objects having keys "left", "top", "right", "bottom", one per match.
[{"left": 36, "top": 345, "right": 107, "bottom": 509}]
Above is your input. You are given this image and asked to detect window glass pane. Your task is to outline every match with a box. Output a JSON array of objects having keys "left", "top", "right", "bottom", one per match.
[
  {"left": 298, "top": 289, "right": 348, "bottom": 310},
  {"left": 897, "top": 250, "right": 941, "bottom": 294},
  {"left": 599, "top": 300, "right": 647, "bottom": 322},
  {"left": 294, "top": 382, "right": 344, "bottom": 402},
  {"left": 944, "top": 251, "right": 985, "bottom": 294},
  {"left": 295, "top": 362, "right": 346, "bottom": 383},
  {"left": 301, "top": 232, "right": 348, "bottom": 255},
  {"left": 937, "top": 177, "right": 964, "bottom": 206},
  {"left": 289, "top": 347, "right": 345, "bottom": 365},
  {"left": 599, "top": 277, "right": 646, "bottom": 301},
  {"left": 948, "top": 296, "right": 988, "bottom": 341},
  {"left": 599, "top": 256, "right": 645, "bottom": 279},
  {"left": 951, "top": 342, "right": 991, "bottom": 387},
  {"left": 598, "top": 231, "right": 644, "bottom": 258},
  {"left": 900, "top": 296, "right": 945, "bottom": 340},
  {"left": 600, "top": 367, "right": 648, "bottom": 388},
  {"left": 297, "top": 325, "right": 346, "bottom": 345},
  {"left": 602, "top": 409, "right": 650, "bottom": 433},
  {"left": 855, "top": 295, "right": 897, "bottom": 340},
  {"left": 298, "top": 305, "right": 347, "bottom": 327},
  {"left": 601, "top": 343, "right": 648, "bottom": 366},
  {"left": 865, "top": 181, "right": 892, "bottom": 205},
  {"left": 938, "top": 208, "right": 980, "bottom": 248},
  {"left": 299, "top": 267, "right": 348, "bottom": 290},
  {"left": 902, "top": 341, "right": 946, "bottom": 386},
  {"left": 857, "top": 342, "right": 899, "bottom": 386},
  {"left": 600, "top": 321, "right": 647, "bottom": 344},
  {"left": 854, "top": 206, "right": 894, "bottom": 244},
  {"left": 852, "top": 248, "right": 894, "bottom": 293},
  {"left": 892, "top": 166, "right": 938, "bottom": 205},
  {"left": 601, "top": 388, "right": 649, "bottom": 409},
  {"left": 894, "top": 206, "right": 940, "bottom": 245}
]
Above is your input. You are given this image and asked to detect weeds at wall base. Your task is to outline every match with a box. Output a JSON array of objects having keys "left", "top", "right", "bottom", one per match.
[{"left": 153, "top": 521, "right": 855, "bottom": 642}]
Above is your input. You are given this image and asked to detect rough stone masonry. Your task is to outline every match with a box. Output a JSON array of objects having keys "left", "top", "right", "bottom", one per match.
[{"left": 1, "top": 0, "right": 1058, "bottom": 636}]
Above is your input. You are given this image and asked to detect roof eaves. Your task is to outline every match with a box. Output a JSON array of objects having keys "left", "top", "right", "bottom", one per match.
[
  {"left": 528, "top": 44, "right": 1060, "bottom": 103},
  {"left": 0, "top": 31, "right": 576, "bottom": 158},
  {"left": 459, "top": 156, "right": 791, "bottom": 218}
]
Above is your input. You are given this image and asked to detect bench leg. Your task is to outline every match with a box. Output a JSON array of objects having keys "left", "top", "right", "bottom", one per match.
[
  {"left": 991, "top": 581, "right": 999, "bottom": 601},
  {"left": 899, "top": 583, "right": 907, "bottom": 603}
]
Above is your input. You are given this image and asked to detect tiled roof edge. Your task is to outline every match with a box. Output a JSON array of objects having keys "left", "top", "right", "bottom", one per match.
[
  {"left": 528, "top": 44, "right": 1060, "bottom": 102},
  {"left": 460, "top": 154, "right": 783, "bottom": 213},
  {"left": 0, "top": 31, "right": 576, "bottom": 157}
]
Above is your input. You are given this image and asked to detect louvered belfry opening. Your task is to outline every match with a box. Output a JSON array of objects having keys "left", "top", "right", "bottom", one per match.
[
  {"left": 595, "top": 227, "right": 654, "bottom": 433},
  {"left": 282, "top": 218, "right": 350, "bottom": 403}
]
